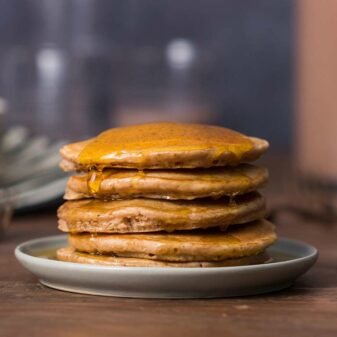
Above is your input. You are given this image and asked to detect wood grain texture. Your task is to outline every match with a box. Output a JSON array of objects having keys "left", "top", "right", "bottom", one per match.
[{"left": 0, "top": 173, "right": 337, "bottom": 337}]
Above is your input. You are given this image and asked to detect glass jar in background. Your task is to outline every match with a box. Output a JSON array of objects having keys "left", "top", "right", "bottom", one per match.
[
  {"left": 296, "top": 0, "right": 337, "bottom": 184},
  {"left": 296, "top": 0, "right": 337, "bottom": 217}
]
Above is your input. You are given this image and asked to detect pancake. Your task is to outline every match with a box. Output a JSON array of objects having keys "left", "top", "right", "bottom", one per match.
[
  {"left": 67, "top": 220, "right": 276, "bottom": 262},
  {"left": 58, "top": 192, "right": 266, "bottom": 233},
  {"left": 57, "top": 247, "right": 271, "bottom": 267},
  {"left": 64, "top": 164, "right": 268, "bottom": 201},
  {"left": 60, "top": 122, "right": 269, "bottom": 171}
]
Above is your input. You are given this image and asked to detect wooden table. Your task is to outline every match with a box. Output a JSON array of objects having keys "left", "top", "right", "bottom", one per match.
[{"left": 0, "top": 208, "right": 336, "bottom": 337}]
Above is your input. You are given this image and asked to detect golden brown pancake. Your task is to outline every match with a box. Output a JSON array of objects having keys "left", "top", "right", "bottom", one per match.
[
  {"left": 67, "top": 220, "right": 276, "bottom": 262},
  {"left": 57, "top": 247, "right": 271, "bottom": 268},
  {"left": 60, "top": 122, "right": 269, "bottom": 170},
  {"left": 64, "top": 164, "right": 268, "bottom": 201},
  {"left": 58, "top": 192, "right": 266, "bottom": 233}
]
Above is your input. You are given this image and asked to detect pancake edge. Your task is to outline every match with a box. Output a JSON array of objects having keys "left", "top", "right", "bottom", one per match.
[
  {"left": 57, "top": 247, "right": 271, "bottom": 267},
  {"left": 57, "top": 194, "right": 266, "bottom": 233},
  {"left": 64, "top": 165, "right": 269, "bottom": 201},
  {"left": 66, "top": 220, "right": 277, "bottom": 261}
]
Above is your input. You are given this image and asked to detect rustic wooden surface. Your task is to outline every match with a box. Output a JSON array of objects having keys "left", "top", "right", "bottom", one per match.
[{"left": 1, "top": 152, "right": 337, "bottom": 337}]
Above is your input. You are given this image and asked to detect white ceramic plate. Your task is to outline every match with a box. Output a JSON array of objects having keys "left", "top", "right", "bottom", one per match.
[{"left": 15, "top": 235, "right": 318, "bottom": 298}]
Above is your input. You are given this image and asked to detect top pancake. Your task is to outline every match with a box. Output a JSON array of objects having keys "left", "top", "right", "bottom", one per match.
[{"left": 60, "top": 122, "right": 269, "bottom": 170}]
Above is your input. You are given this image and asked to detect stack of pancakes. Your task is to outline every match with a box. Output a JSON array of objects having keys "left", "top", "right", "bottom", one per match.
[{"left": 57, "top": 122, "right": 277, "bottom": 267}]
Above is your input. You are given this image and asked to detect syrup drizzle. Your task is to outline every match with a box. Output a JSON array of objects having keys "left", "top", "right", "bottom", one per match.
[
  {"left": 87, "top": 168, "right": 103, "bottom": 196},
  {"left": 229, "top": 192, "right": 240, "bottom": 207},
  {"left": 77, "top": 122, "right": 255, "bottom": 168}
]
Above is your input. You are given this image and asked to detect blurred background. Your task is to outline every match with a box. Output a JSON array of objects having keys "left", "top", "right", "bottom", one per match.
[
  {"left": 0, "top": 0, "right": 292, "bottom": 147},
  {"left": 0, "top": 0, "right": 336, "bottom": 225}
]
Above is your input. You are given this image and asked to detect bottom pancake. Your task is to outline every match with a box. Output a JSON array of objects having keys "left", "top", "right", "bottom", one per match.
[
  {"left": 57, "top": 247, "right": 271, "bottom": 268},
  {"left": 67, "top": 219, "right": 277, "bottom": 262}
]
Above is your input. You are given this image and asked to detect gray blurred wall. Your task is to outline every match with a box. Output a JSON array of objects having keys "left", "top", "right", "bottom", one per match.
[{"left": 0, "top": 0, "right": 293, "bottom": 150}]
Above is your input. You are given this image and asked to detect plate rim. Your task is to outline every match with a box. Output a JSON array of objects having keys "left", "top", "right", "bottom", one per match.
[{"left": 15, "top": 234, "right": 318, "bottom": 274}]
